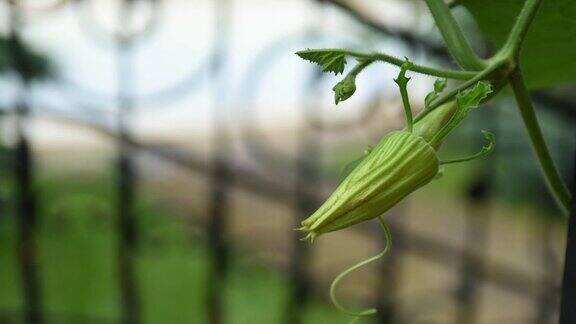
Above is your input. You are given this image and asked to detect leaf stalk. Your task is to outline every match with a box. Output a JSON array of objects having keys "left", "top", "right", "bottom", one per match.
[
  {"left": 424, "top": 0, "right": 485, "bottom": 70},
  {"left": 508, "top": 68, "right": 571, "bottom": 215}
]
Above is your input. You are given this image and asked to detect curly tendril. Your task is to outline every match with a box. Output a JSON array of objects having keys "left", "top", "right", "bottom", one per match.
[{"left": 329, "top": 216, "right": 392, "bottom": 323}]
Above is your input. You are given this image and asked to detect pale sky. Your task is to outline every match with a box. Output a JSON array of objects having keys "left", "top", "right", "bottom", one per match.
[{"left": 0, "top": 0, "right": 442, "bottom": 143}]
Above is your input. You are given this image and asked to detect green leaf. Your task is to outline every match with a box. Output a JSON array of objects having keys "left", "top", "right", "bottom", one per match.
[
  {"left": 296, "top": 49, "right": 347, "bottom": 75},
  {"left": 424, "top": 79, "right": 447, "bottom": 108},
  {"left": 456, "top": 80, "right": 492, "bottom": 110},
  {"left": 462, "top": 0, "right": 576, "bottom": 89}
]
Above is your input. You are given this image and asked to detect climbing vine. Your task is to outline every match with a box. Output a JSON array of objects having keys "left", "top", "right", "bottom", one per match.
[{"left": 296, "top": 0, "right": 571, "bottom": 322}]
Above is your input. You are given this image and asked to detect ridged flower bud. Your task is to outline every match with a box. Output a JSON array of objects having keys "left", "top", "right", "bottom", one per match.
[
  {"left": 301, "top": 81, "right": 493, "bottom": 240},
  {"left": 301, "top": 131, "right": 439, "bottom": 240}
]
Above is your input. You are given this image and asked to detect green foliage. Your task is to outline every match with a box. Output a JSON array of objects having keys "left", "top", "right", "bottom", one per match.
[
  {"left": 456, "top": 80, "right": 492, "bottom": 109},
  {"left": 296, "top": 49, "right": 347, "bottom": 75},
  {"left": 462, "top": 0, "right": 576, "bottom": 88},
  {"left": 297, "top": 0, "right": 572, "bottom": 318}
]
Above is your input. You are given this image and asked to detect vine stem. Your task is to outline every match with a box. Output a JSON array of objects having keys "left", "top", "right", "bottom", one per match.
[
  {"left": 424, "top": 0, "right": 485, "bottom": 70},
  {"left": 394, "top": 62, "right": 414, "bottom": 132},
  {"left": 347, "top": 59, "right": 374, "bottom": 79},
  {"left": 346, "top": 50, "right": 477, "bottom": 80},
  {"left": 509, "top": 68, "right": 571, "bottom": 214},
  {"left": 501, "top": 0, "right": 544, "bottom": 58}
]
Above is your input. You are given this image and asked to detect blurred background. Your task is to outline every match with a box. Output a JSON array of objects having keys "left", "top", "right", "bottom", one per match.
[{"left": 0, "top": 0, "right": 574, "bottom": 323}]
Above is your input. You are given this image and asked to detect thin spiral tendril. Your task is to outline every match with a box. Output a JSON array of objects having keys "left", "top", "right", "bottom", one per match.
[{"left": 329, "top": 216, "right": 392, "bottom": 323}]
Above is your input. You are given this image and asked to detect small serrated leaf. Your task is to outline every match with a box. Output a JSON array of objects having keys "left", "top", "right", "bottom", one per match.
[
  {"left": 424, "top": 79, "right": 447, "bottom": 108},
  {"left": 456, "top": 81, "right": 492, "bottom": 110},
  {"left": 296, "top": 49, "right": 348, "bottom": 75}
]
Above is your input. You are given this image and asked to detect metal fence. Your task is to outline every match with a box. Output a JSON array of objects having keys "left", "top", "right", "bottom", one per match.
[{"left": 0, "top": 0, "right": 574, "bottom": 323}]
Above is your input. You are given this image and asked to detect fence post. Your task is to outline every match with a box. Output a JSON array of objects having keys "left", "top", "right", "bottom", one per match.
[
  {"left": 532, "top": 220, "right": 559, "bottom": 324},
  {"left": 206, "top": 0, "right": 232, "bottom": 323},
  {"left": 115, "top": 1, "right": 140, "bottom": 323},
  {"left": 283, "top": 68, "right": 324, "bottom": 324},
  {"left": 375, "top": 214, "right": 404, "bottom": 324},
  {"left": 8, "top": 5, "right": 43, "bottom": 323},
  {"left": 454, "top": 180, "right": 490, "bottom": 324},
  {"left": 285, "top": 150, "right": 316, "bottom": 324},
  {"left": 558, "top": 138, "right": 576, "bottom": 324}
]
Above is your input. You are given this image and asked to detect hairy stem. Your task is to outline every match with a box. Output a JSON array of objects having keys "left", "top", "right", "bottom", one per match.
[
  {"left": 509, "top": 68, "right": 571, "bottom": 214},
  {"left": 398, "top": 82, "right": 414, "bottom": 132},
  {"left": 424, "top": 0, "right": 485, "bottom": 70},
  {"left": 501, "top": 0, "right": 544, "bottom": 58},
  {"left": 348, "top": 58, "right": 374, "bottom": 78},
  {"left": 347, "top": 50, "right": 477, "bottom": 80}
]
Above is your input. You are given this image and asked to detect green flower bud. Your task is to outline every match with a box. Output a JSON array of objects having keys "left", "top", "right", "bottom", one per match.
[
  {"left": 301, "top": 81, "right": 493, "bottom": 241},
  {"left": 332, "top": 76, "right": 356, "bottom": 105},
  {"left": 301, "top": 131, "right": 439, "bottom": 240}
]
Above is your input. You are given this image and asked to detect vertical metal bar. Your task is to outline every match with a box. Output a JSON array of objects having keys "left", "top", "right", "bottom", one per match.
[
  {"left": 532, "top": 220, "right": 558, "bottom": 324},
  {"left": 534, "top": 129, "right": 572, "bottom": 324},
  {"left": 115, "top": 1, "right": 140, "bottom": 323},
  {"left": 454, "top": 107, "right": 497, "bottom": 324},
  {"left": 206, "top": 0, "right": 231, "bottom": 323},
  {"left": 8, "top": 5, "right": 43, "bottom": 323},
  {"left": 375, "top": 216, "right": 403, "bottom": 324},
  {"left": 283, "top": 71, "right": 321, "bottom": 324},
  {"left": 14, "top": 114, "right": 41, "bottom": 324},
  {"left": 283, "top": 2, "right": 329, "bottom": 321},
  {"left": 558, "top": 138, "right": 576, "bottom": 324},
  {"left": 454, "top": 180, "right": 490, "bottom": 324}
]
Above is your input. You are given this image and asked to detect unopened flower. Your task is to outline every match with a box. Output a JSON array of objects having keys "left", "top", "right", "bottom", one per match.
[
  {"left": 300, "top": 81, "right": 493, "bottom": 241},
  {"left": 300, "top": 131, "right": 439, "bottom": 240},
  {"left": 333, "top": 76, "right": 356, "bottom": 105}
]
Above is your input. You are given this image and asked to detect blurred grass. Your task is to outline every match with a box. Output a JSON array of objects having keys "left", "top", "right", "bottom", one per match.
[{"left": 0, "top": 172, "right": 349, "bottom": 324}]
